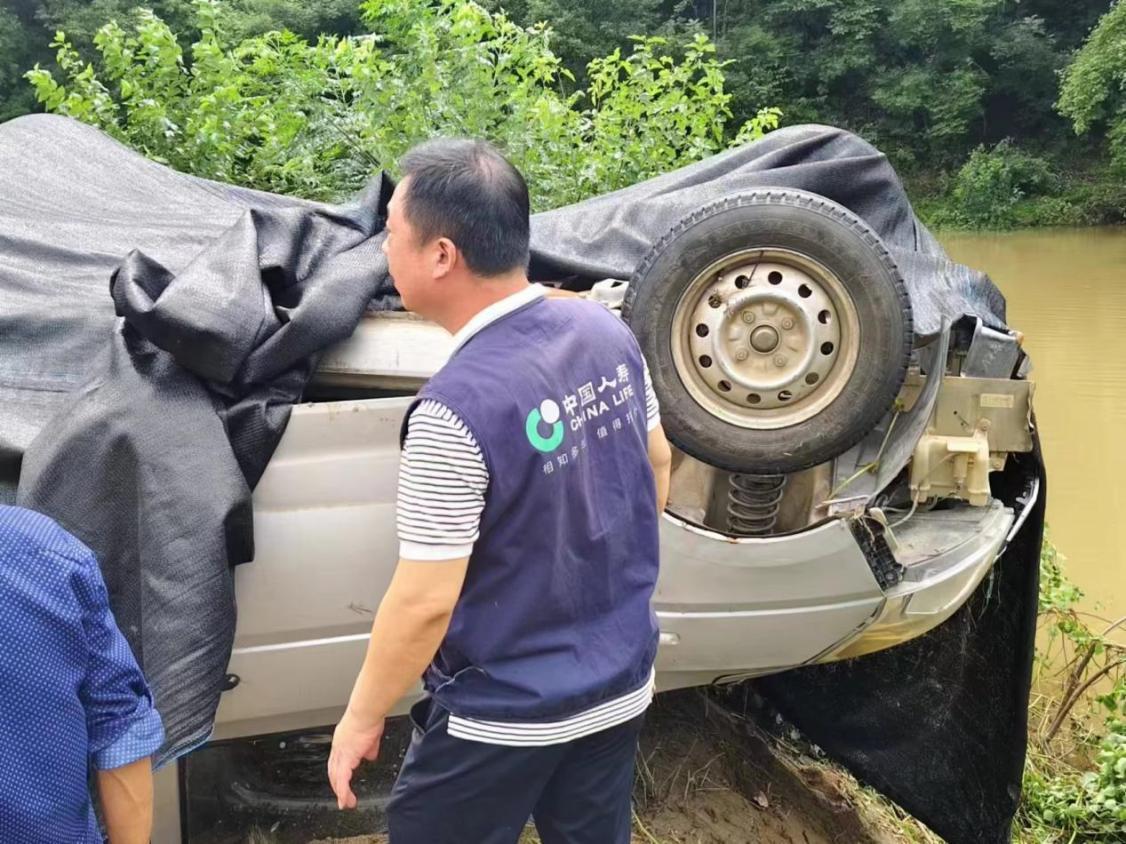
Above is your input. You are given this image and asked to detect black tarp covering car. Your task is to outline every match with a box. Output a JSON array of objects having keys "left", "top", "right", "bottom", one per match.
[{"left": 0, "top": 113, "right": 1041, "bottom": 842}]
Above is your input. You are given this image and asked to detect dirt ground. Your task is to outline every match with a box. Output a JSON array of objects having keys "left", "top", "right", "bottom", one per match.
[{"left": 307, "top": 691, "right": 903, "bottom": 844}]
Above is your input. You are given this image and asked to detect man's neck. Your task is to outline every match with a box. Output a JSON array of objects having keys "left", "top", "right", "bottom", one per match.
[{"left": 441, "top": 271, "right": 530, "bottom": 336}]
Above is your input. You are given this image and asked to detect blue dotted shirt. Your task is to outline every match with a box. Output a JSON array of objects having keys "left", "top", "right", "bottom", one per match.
[{"left": 0, "top": 506, "right": 164, "bottom": 844}]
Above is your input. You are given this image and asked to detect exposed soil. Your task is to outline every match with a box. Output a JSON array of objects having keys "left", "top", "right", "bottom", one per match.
[
  {"left": 625, "top": 693, "right": 890, "bottom": 844},
  {"left": 305, "top": 691, "right": 898, "bottom": 844}
]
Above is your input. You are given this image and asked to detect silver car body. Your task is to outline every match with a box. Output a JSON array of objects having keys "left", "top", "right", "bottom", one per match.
[
  {"left": 214, "top": 307, "right": 1032, "bottom": 737},
  {"left": 154, "top": 305, "right": 1036, "bottom": 840}
]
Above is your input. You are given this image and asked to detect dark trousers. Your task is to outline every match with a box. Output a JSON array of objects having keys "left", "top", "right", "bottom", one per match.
[{"left": 387, "top": 698, "right": 644, "bottom": 844}]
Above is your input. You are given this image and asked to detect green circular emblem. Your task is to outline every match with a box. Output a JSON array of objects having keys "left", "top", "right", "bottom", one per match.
[{"left": 525, "top": 399, "right": 565, "bottom": 453}]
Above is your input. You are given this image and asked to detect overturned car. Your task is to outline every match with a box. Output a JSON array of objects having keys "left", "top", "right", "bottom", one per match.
[
  {"left": 0, "top": 114, "right": 1043, "bottom": 843},
  {"left": 296, "top": 191, "right": 1036, "bottom": 700}
]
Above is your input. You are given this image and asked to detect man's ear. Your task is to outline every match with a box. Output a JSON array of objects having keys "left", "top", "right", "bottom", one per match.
[{"left": 434, "top": 237, "right": 457, "bottom": 279}]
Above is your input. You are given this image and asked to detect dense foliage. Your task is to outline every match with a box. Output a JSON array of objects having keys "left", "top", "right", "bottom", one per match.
[
  {"left": 1058, "top": 1, "right": 1126, "bottom": 172},
  {"left": 22, "top": 0, "right": 778, "bottom": 208},
  {"left": 947, "top": 141, "right": 1060, "bottom": 229},
  {"left": 489, "top": 0, "right": 1119, "bottom": 179},
  {"left": 1, "top": 0, "right": 1120, "bottom": 199}
]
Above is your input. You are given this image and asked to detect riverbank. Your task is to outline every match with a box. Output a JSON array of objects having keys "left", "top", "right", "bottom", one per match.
[
  {"left": 308, "top": 690, "right": 930, "bottom": 844},
  {"left": 909, "top": 154, "right": 1126, "bottom": 231}
]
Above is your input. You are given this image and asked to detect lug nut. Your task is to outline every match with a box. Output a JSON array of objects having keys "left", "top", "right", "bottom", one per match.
[
  {"left": 734, "top": 349, "right": 750, "bottom": 362},
  {"left": 774, "top": 355, "right": 787, "bottom": 367},
  {"left": 781, "top": 317, "right": 795, "bottom": 330},
  {"left": 741, "top": 311, "right": 755, "bottom": 324}
]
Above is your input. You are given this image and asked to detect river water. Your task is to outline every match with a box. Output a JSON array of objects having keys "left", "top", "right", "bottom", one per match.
[{"left": 941, "top": 227, "right": 1126, "bottom": 618}]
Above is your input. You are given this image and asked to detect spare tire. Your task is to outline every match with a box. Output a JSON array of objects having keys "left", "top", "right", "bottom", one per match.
[{"left": 623, "top": 189, "right": 912, "bottom": 474}]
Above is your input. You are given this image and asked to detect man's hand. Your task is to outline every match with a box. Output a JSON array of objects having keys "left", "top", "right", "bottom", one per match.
[
  {"left": 328, "top": 708, "right": 385, "bottom": 810},
  {"left": 326, "top": 557, "right": 469, "bottom": 810}
]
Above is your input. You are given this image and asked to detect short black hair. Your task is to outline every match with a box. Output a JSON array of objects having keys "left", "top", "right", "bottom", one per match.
[{"left": 398, "top": 138, "right": 531, "bottom": 277}]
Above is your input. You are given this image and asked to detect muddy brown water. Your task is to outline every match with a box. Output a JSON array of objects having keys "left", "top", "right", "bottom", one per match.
[{"left": 942, "top": 226, "right": 1126, "bottom": 619}]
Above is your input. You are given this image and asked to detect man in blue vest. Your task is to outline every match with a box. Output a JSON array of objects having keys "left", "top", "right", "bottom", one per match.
[{"left": 328, "top": 138, "right": 672, "bottom": 843}]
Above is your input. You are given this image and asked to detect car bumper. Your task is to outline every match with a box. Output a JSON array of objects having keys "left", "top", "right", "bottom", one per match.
[
  {"left": 825, "top": 500, "right": 1016, "bottom": 660},
  {"left": 654, "top": 499, "right": 1016, "bottom": 689}
]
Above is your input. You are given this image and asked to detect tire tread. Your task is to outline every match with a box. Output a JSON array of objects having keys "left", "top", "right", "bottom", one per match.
[{"left": 622, "top": 189, "right": 914, "bottom": 473}]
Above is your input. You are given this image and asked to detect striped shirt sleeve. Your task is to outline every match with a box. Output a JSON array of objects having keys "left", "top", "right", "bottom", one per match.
[
  {"left": 642, "top": 357, "right": 661, "bottom": 431},
  {"left": 397, "top": 400, "right": 489, "bottom": 561}
]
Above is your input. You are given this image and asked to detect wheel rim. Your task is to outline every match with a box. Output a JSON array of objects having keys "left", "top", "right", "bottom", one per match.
[{"left": 670, "top": 248, "right": 861, "bottom": 430}]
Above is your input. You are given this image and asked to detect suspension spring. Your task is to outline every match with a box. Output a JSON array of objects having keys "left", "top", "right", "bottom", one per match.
[{"left": 726, "top": 473, "right": 787, "bottom": 536}]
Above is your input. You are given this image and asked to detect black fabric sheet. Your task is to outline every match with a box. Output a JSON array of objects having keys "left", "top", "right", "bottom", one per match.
[
  {"left": 528, "top": 123, "right": 1006, "bottom": 340},
  {"left": 1, "top": 114, "right": 1041, "bottom": 838},
  {"left": 2, "top": 115, "right": 390, "bottom": 761},
  {"left": 758, "top": 448, "right": 1045, "bottom": 844}
]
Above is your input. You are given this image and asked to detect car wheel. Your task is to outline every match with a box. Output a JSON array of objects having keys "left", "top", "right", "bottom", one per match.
[{"left": 623, "top": 189, "right": 913, "bottom": 474}]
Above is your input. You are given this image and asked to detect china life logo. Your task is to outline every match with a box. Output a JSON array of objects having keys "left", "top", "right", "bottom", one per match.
[{"left": 525, "top": 399, "right": 564, "bottom": 453}]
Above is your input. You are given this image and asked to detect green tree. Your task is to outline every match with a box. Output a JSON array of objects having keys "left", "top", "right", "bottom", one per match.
[
  {"left": 677, "top": 0, "right": 1091, "bottom": 170},
  {"left": 985, "top": 17, "right": 1063, "bottom": 139},
  {"left": 0, "top": 7, "right": 37, "bottom": 121},
  {"left": 36, "top": 0, "right": 197, "bottom": 46},
  {"left": 718, "top": 0, "right": 885, "bottom": 129},
  {"left": 711, "top": 20, "right": 798, "bottom": 126},
  {"left": 485, "top": 0, "right": 672, "bottom": 83},
  {"left": 25, "top": 0, "right": 779, "bottom": 207},
  {"left": 33, "top": 0, "right": 364, "bottom": 49},
  {"left": 210, "top": 0, "right": 364, "bottom": 42},
  {"left": 868, "top": 0, "right": 999, "bottom": 164},
  {"left": 1018, "top": 0, "right": 1111, "bottom": 51},
  {"left": 5, "top": 0, "right": 1119, "bottom": 220},
  {"left": 1057, "top": 0, "right": 1126, "bottom": 172},
  {"left": 944, "top": 140, "right": 1057, "bottom": 228},
  {"left": 0, "top": 2, "right": 53, "bottom": 121}
]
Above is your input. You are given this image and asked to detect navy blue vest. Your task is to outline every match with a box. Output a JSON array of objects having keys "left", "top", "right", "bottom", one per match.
[{"left": 404, "top": 295, "right": 660, "bottom": 722}]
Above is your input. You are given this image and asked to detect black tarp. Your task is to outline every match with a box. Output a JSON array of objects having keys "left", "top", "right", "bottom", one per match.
[
  {"left": 758, "top": 448, "right": 1045, "bottom": 844},
  {"left": 1, "top": 114, "right": 1042, "bottom": 841},
  {"left": 2, "top": 114, "right": 392, "bottom": 760}
]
